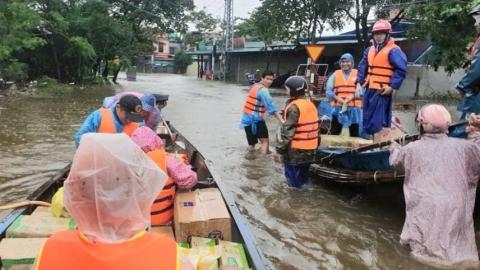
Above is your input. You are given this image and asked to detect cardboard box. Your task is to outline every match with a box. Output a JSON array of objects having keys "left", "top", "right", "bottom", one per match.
[
  {"left": 320, "top": 135, "right": 373, "bottom": 148},
  {"left": 6, "top": 215, "right": 76, "bottom": 238},
  {"left": 218, "top": 240, "right": 249, "bottom": 269},
  {"left": 0, "top": 238, "right": 48, "bottom": 270},
  {"left": 378, "top": 116, "right": 408, "bottom": 142},
  {"left": 190, "top": 237, "right": 217, "bottom": 248},
  {"left": 174, "top": 188, "right": 232, "bottom": 243},
  {"left": 178, "top": 242, "right": 190, "bottom": 248},
  {"left": 29, "top": 207, "right": 53, "bottom": 218},
  {"left": 150, "top": 225, "right": 175, "bottom": 240},
  {"left": 220, "top": 266, "right": 252, "bottom": 270}
]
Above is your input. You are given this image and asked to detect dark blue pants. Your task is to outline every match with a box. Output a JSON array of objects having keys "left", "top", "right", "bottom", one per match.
[
  {"left": 284, "top": 162, "right": 310, "bottom": 188},
  {"left": 363, "top": 88, "right": 392, "bottom": 134}
]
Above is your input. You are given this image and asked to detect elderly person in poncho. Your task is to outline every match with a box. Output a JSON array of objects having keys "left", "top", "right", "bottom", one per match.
[
  {"left": 33, "top": 133, "right": 194, "bottom": 269},
  {"left": 389, "top": 104, "right": 480, "bottom": 266},
  {"left": 102, "top": 92, "right": 161, "bottom": 131}
]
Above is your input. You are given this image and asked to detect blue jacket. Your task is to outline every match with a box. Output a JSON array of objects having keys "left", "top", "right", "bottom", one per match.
[
  {"left": 326, "top": 53, "right": 356, "bottom": 102},
  {"left": 74, "top": 107, "right": 145, "bottom": 148},
  {"left": 326, "top": 53, "right": 363, "bottom": 127},
  {"left": 456, "top": 38, "right": 480, "bottom": 115},
  {"left": 239, "top": 83, "right": 279, "bottom": 133},
  {"left": 355, "top": 38, "right": 408, "bottom": 91}
]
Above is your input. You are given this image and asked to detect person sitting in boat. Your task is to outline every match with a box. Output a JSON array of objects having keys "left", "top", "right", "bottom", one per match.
[
  {"left": 102, "top": 91, "right": 161, "bottom": 132},
  {"left": 389, "top": 104, "right": 480, "bottom": 266},
  {"left": 33, "top": 133, "right": 195, "bottom": 269},
  {"left": 131, "top": 126, "right": 197, "bottom": 226},
  {"left": 355, "top": 19, "right": 408, "bottom": 143},
  {"left": 275, "top": 76, "right": 319, "bottom": 188},
  {"left": 326, "top": 53, "right": 362, "bottom": 137},
  {"left": 240, "top": 70, "right": 284, "bottom": 154},
  {"left": 74, "top": 94, "right": 144, "bottom": 148}
]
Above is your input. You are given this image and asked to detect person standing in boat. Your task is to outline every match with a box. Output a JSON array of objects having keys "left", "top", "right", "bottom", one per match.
[
  {"left": 131, "top": 126, "right": 197, "bottom": 226},
  {"left": 326, "top": 53, "right": 362, "bottom": 137},
  {"left": 74, "top": 94, "right": 144, "bottom": 148},
  {"left": 102, "top": 92, "right": 161, "bottom": 132},
  {"left": 240, "top": 70, "right": 284, "bottom": 154},
  {"left": 389, "top": 104, "right": 480, "bottom": 266},
  {"left": 275, "top": 76, "right": 319, "bottom": 188},
  {"left": 355, "top": 19, "right": 408, "bottom": 143},
  {"left": 33, "top": 133, "right": 195, "bottom": 269},
  {"left": 455, "top": 4, "right": 480, "bottom": 122}
]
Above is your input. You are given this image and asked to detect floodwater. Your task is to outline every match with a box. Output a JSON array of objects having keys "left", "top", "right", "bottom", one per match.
[{"left": 0, "top": 73, "right": 475, "bottom": 270}]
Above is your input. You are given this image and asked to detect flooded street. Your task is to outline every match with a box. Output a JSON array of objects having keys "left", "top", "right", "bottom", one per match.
[{"left": 0, "top": 73, "right": 472, "bottom": 269}]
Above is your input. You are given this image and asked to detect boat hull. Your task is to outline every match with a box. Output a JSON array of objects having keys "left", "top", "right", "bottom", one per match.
[{"left": 0, "top": 123, "right": 271, "bottom": 270}]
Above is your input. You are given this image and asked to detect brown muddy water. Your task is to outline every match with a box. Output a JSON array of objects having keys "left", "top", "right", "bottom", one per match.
[{"left": 0, "top": 73, "right": 475, "bottom": 270}]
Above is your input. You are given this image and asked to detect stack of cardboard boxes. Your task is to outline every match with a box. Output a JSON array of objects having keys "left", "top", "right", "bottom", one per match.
[
  {"left": 0, "top": 187, "right": 251, "bottom": 270},
  {"left": 172, "top": 188, "right": 251, "bottom": 270},
  {"left": 0, "top": 206, "right": 77, "bottom": 270}
]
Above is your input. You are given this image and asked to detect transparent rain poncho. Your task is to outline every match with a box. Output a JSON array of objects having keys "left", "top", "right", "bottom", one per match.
[{"left": 63, "top": 133, "right": 167, "bottom": 243}]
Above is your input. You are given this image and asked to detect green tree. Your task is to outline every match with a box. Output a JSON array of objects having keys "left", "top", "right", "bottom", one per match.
[
  {"left": 249, "top": 0, "right": 346, "bottom": 45},
  {"left": 182, "top": 8, "right": 221, "bottom": 49},
  {"left": 234, "top": 17, "right": 257, "bottom": 38},
  {"left": 406, "top": 0, "right": 480, "bottom": 74},
  {"left": 173, "top": 51, "right": 193, "bottom": 74},
  {"left": 0, "top": 0, "right": 46, "bottom": 80}
]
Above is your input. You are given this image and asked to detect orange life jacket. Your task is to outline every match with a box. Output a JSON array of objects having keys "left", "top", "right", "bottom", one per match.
[
  {"left": 243, "top": 84, "right": 266, "bottom": 117},
  {"left": 97, "top": 108, "right": 139, "bottom": 136},
  {"left": 471, "top": 36, "right": 480, "bottom": 60},
  {"left": 331, "top": 69, "right": 361, "bottom": 107},
  {"left": 365, "top": 38, "right": 399, "bottom": 90},
  {"left": 37, "top": 230, "right": 178, "bottom": 270},
  {"left": 284, "top": 99, "right": 319, "bottom": 150},
  {"left": 147, "top": 149, "right": 176, "bottom": 226}
]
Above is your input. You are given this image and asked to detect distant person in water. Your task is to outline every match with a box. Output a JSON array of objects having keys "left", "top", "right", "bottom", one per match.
[{"left": 239, "top": 70, "right": 284, "bottom": 154}]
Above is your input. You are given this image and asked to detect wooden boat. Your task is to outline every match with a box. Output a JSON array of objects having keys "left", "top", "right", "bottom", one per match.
[
  {"left": 0, "top": 122, "right": 272, "bottom": 270},
  {"left": 311, "top": 123, "right": 468, "bottom": 185}
]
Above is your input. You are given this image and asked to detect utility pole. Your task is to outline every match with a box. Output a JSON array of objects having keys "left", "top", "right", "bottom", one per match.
[{"left": 221, "top": 0, "right": 234, "bottom": 81}]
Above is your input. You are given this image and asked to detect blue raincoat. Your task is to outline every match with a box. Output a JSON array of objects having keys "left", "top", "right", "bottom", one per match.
[
  {"left": 456, "top": 37, "right": 480, "bottom": 119},
  {"left": 355, "top": 37, "right": 408, "bottom": 134},
  {"left": 326, "top": 53, "right": 363, "bottom": 132}
]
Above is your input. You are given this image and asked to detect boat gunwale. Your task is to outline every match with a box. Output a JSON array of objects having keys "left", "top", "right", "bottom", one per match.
[
  {"left": 169, "top": 124, "right": 272, "bottom": 270},
  {"left": 0, "top": 124, "right": 272, "bottom": 270}
]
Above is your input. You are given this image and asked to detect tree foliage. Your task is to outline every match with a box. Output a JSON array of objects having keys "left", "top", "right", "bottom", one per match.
[
  {"left": 0, "top": 0, "right": 197, "bottom": 83},
  {"left": 173, "top": 50, "right": 193, "bottom": 74},
  {"left": 246, "top": 0, "right": 346, "bottom": 45},
  {"left": 405, "top": 0, "right": 480, "bottom": 74}
]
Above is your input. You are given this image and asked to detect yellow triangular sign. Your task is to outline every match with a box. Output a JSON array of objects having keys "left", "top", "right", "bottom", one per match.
[{"left": 305, "top": 45, "right": 325, "bottom": 63}]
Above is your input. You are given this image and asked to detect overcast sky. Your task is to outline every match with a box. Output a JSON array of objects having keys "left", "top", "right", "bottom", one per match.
[
  {"left": 193, "top": 0, "right": 261, "bottom": 19},
  {"left": 191, "top": 0, "right": 357, "bottom": 35}
]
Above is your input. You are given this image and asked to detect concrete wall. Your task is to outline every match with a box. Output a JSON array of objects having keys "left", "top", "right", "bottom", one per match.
[
  {"left": 397, "top": 66, "right": 464, "bottom": 98},
  {"left": 186, "top": 62, "right": 198, "bottom": 76}
]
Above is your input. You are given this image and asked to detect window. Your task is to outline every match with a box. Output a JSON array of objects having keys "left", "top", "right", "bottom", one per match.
[
  {"left": 158, "top": 42, "right": 164, "bottom": 53},
  {"left": 169, "top": 47, "right": 175, "bottom": 55}
]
